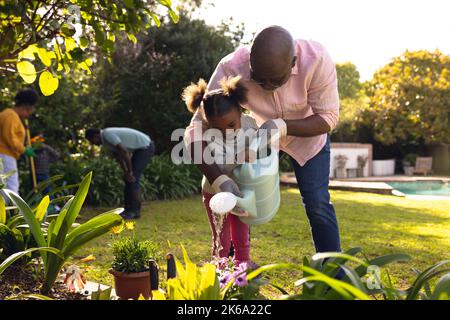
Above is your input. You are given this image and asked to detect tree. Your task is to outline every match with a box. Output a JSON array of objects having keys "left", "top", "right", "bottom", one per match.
[
  {"left": 332, "top": 62, "right": 367, "bottom": 142},
  {"left": 364, "top": 50, "right": 450, "bottom": 145},
  {"left": 93, "top": 13, "right": 242, "bottom": 152},
  {"left": 336, "top": 62, "right": 362, "bottom": 100},
  {"left": 0, "top": 0, "right": 178, "bottom": 96}
]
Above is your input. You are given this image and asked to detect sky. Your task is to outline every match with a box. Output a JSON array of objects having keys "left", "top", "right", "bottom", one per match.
[{"left": 190, "top": 0, "right": 450, "bottom": 81}]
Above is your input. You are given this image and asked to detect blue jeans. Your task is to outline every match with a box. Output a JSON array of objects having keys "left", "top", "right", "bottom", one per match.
[
  {"left": 124, "top": 142, "right": 155, "bottom": 215},
  {"left": 290, "top": 137, "right": 341, "bottom": 253}
]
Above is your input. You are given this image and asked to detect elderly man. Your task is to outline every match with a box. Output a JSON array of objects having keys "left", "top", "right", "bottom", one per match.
[{"left": 185, "top": 26, "right": 341, "bottom": 256}]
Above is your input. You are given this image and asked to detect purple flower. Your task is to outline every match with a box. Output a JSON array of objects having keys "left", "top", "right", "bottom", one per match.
[
  {"left": 219, "top": 272, "right": 232, "bottom": 288},
  {"left": 213, "top": 257, "right": 232, "bottom": 271},
  {"left": 233, "top": 271, "right": 248, "bottom": 287},
  {"left": 236, "top": 261, "right": 249, "bottom": 273}
]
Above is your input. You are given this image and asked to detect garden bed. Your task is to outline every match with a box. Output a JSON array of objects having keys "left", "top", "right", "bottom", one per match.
[{"left": 0, "top": 265, "right": 88, "bottom": 300}]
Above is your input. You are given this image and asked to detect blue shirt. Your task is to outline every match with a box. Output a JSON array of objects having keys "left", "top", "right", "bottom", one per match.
[{"left": 101, "top": 127, "right": 151, "bottom": 152}]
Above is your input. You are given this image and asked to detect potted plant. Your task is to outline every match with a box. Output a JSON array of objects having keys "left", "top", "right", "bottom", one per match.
[
  {"left": 402, "top": 153, "right": 418, "bottom": 176},
  {"left": 109, "top": 221, "right": 160, "bottom": 300},
  {"left": 334, "top": 154, "right": 348, "bottom": 179},
  {"left": 357, "top": 155, "right": 368, "bottom": 177}
]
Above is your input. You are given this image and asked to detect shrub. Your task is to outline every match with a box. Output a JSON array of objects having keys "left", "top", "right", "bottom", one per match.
[
  {"left": 19, "top": 154, "right": 202, "bottom": 206},
  {"left": 110, "top": 223, "right": 160, "bottom": 273},
  {"left": 144, "top": 155, "right": 201, "bottom": 200}
]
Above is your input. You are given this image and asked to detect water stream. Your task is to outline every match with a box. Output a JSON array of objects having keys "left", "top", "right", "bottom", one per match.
[{"left": 212, "top": 212, "right": 227, "bottom": 259}]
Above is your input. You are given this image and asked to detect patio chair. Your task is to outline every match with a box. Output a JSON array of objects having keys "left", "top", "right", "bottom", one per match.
[{"left": 414, "top": 157, "right": 433, "bottom": 176}]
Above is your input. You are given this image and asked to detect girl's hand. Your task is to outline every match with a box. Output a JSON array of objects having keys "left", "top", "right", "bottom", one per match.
[
  {"left": 231, "top": 206, "right": 249, "bottom": 217},
  {"left": 212, "top": 175, "right": 243, "bottom": 197}
]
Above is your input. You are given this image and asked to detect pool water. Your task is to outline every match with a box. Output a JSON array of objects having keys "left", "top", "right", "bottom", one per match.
[{"left": 387, "top": 181, "right": 450, "bottom": 196}]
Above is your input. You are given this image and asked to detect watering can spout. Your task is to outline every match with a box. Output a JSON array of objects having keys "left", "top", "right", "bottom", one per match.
[{"left": 209, "top": 190, "right": 257, "bottom": 218}]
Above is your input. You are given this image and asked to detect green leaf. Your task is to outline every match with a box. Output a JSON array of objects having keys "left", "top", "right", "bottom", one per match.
[
  {"left": 197, "top": 263, "right": 220, "bottom": 300},
  {"left": 18, "top": 44, "right": 37, "bottom": 60},
  {"left": 312, "top": 247, "right": 364, "bottom": 295},
  {"left": 43, "top": 184, "right": 79, "bottom": 199},
  {"left": 354, "top": 253, "right": 411, "bottom": 277},
  {"left": 312, "top": 252, "right": 369, "bottom": 268},
  {"left": 407, "top": 260, "right": 450, "bottom": 300},
  {"left": 64, "top": 209, "right": 123, "bottom": 250},
  {"left": 431, "top": 274, "right": 450, "bottom": 300},
  {"left": 0, "top": 196, "right": 6, "bottom": 224},
  {"left": 337, "top": 264, "right": 368, "bottom": 294},
  {"left": 93, "top": 24, "right": 105, "bottom": 45},
  {"left": 39, "top": 71, "right": 59, "bottom": 96},
  {"left": 149, "top": 13, "right": 161, "bottom": 27},
  {"left": 62, "top": 213, "right": 122, "bottom": 258},
  {"left": 34, "top": 195, "right": 50, "bottom": 222},
  {"left": 123, "top": 0, "right": 134, "bottom": 8},
  {"left": 68, "top": 47, "right": 84, "bottom": 62},
  {"left": 2, "top": 190, "right": 47, "bottom": 249},
  {"left": 64, "top": 37, "right": 77, "bottom": 52},
  {"left": 168, "top": 9, "right": 179, "bottom": 23},
  {"left": 102, "top": 39, "right": 114, "bottom": 52},
  {"left": 24, "top": 174, "right": 64, "bottom": 202},
  {"left": 60, "top": 23, "right": 76, "bottom": 37},
  {"left": 127, "top": 33, "right": 138, "bottom": 44},
  {"left": 157, "top": 0, "right": 172, "bottom": 7},
  {"left": 0, "top": 224, "right": 24, "bottom": 257},
  {"left": 79, "top": 36, "right": 89, "bottom": 48},
  {"left": 17, "top": 61, "right": 36, "bottom": 83},
  {"left": 91, "top": 284, "right": 112, "bottom": 300},
  {"left": 300, "top": 266, "right": 370, "bottom": 300},
  {"left": 0, "top": 247, "right": 62, "bottom": 275},
  {"left": 37, "top": 47, "right": 52, "bottom": 67},
  {"left": 6, "top": 214, "right": 23, "bottom": 229}
]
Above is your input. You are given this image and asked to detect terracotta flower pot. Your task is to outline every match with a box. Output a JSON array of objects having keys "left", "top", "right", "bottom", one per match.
[{"left": 109, "top": 269, "right": 151, "bottom": 300}]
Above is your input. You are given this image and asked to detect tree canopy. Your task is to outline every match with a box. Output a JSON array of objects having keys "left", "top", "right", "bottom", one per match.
[
  {"left": 94, "top": 13, "right": 242, "bottom": 152},
  {"left": 0, "top": 0, "right": 178, "bottom": 96},
  {"left": 336, "top": 62, "right": 363, "bottom": 100},
  {"left": 364, "top": 50, "right": 450, "bottom": 145}
]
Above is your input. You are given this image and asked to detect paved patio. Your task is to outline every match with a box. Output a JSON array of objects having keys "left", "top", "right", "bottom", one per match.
[{"left": 280, "top": 173, "right": 450, "bottom": 198}]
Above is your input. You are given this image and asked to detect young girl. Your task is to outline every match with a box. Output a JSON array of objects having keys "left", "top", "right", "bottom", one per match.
[{"left": 182, "top": 76, "right": 257, "bottom": 267}]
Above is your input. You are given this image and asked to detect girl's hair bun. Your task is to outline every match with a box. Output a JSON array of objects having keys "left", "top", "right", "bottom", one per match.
[
  {"left": 219, "top": 75, "right": 247, "bottom": 104},
  {"left": 182, "top": 78, "right": 208, "bottom": 113}
]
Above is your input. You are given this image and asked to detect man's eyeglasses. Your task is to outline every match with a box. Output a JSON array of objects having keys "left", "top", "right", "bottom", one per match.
[{"left": 250, "top": 69, "right": 290, "bottom": 90}]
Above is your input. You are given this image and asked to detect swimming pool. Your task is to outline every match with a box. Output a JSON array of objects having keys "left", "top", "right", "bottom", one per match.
[{"left": 387, "top": 181, "right": 450, "bottom": 196}]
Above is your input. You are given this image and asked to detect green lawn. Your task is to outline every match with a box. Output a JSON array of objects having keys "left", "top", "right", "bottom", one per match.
[{"left": 74, "top": 188, "right": 450, "bottom": 298}]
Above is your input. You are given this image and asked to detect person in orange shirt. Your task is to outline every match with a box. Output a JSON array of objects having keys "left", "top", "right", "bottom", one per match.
[{"left": 0, "top": 88, "right": 38, "bottom": 193}]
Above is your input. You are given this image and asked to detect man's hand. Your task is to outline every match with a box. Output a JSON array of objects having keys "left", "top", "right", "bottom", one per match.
[
  {"left": 211, "top": 175, "right": 243, "bottom": 197},
  {"left": 24, "top": 146, "right": 35, "bottom": 157},
  {"left": 235, "top": 148, "right": 257, "bottom": 163},
  {"left": 258, "top": 118, "right": 287, "bottom": 142},
  {"left": 256, "top": 118, "right": 287, "bottom": 155},
  {"left": 123, "top": 171, "right": 136, "bottom": 183}
]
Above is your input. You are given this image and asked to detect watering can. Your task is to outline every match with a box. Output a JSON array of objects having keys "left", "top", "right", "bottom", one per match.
[{"left": 209, "top": 136, "right": 281, "bottom": 225}]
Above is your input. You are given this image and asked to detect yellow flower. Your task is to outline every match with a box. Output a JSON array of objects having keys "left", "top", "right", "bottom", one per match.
[
  {"left": 80, "top": 254, "right": 96, "bottom": 263},
  {"left": 110, "top": 223, "right": 124, "bottom": 234},
  {"left": 125, "top": 221, "right": 135, "bottom": 230}
]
